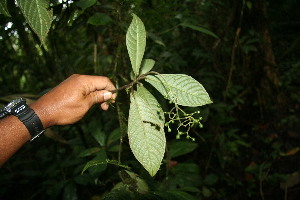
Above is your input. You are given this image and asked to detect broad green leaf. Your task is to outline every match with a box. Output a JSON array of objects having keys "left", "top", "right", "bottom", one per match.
[
  {"left": 128, "top": 86, "right": 165, "bottom": 176},
  {"left": 87, "top": 13, "right": 112, "bottom": 26},
  {"left": 89, "top": 120, "right": 106, "bottom": 146},
  {"left": 106, "top": 128, "right": 121, "bottom": 146},
  {"left": 169, "top": 140, "right": 198, "bottom": 158},
  {"left": 82, "top": 159, "right": 130, "bottom": 174},
  {"left": 81, "top": 149, "right": 107, "bottom": 175},
  {"left": 180, "top": 23, "right": 219, "bottom": 39},
  {"left": 75, "top": 0, "right": 97, "bottom": 10},
  {"left": 126, "top": 14, "right": 146, "bottom": 76},
  {"left": 121, "top": 170, "right": 149, "bottom": 194},
  {"left": 172, "top": 163, "right": 201, "bottom": 188},
  {"left": 17, "top": 0, "right": 53, "bottom": 45},
  {"left": 140, "top": 59, "right": 155, "bottom": 74},
  {"left": 146, "top": 74, "right": 213, "bottom": 107},
  {"left": 0, "top": 0, "right": 11, "bottom": 17}
]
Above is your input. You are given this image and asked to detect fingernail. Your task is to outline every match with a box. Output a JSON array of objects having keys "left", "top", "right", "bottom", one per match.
[{"left": 103, "top": 92, "right": 112, "bottom": 101}]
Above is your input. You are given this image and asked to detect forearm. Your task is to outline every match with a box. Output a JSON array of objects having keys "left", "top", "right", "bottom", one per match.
[
  {"left": 0, "top": 102, "right": 52, "bottom": 166},
  {"left": 0, "top": 115, "right": 31, "bottom": 166}
]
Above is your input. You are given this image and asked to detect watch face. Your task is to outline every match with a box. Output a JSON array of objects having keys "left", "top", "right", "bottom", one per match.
[{"left": 4, "top": 98, "right": 25, "bottom": 112}]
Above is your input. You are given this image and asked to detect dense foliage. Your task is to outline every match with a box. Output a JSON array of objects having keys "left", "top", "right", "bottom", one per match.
[{"left": 0, "top": 0, "right": 300, "bottom": 199}]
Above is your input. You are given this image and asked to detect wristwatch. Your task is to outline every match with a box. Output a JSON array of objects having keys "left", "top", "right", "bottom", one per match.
[{"left": 0, "top": 97, "right": 45, "bottom": 141}]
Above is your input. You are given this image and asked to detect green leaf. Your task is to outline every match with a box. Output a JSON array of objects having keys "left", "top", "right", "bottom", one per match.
[
  {"left": 126, "top": 14, "right": 146, "bottom": 76},
  {"left": 121, "top": 170, "right": 149, "bottom": 194},
  {"left": 78, "top": 147, "right": 100, "bottom": 157},
  {"left": 89, "top": 120, "right": 106, "bottom": 146},
  {"left": 106, "top": 128, "right": 121, "bottom": 146},
  {"left": 156, "top": 191, "right": 198, "bottom": 200},
  {"left": 180, "top": 23, "right": 219, "bottom": 39},
  {"left": 148, "top": 32, "right": 166, "bottom": 47},
  {"left": 204, "top": 173, "right": 219, "bottom": 186},
  {"left": 202, "top": 187, "right": 212, "bottom": 198},
  {"left": 74, "top": 174, "right": 93, "bottom": 186},
  {"left": 75, "top": 0, "right": 97, "bottom": 10},
  {"left": 63, "top": 182, "right": 77, "bottom": 200},
  {"left": 128, "top": 86, "right": 166, "bottom": 176},
  {"left": 87, "top": 13, "right": 112, "bottom": 26},
  {"left": 140, "top": 59, "right": 155, "bottom": 75},
  {"left": 81, "top": 159, "right": 130, "bottom": 174},
  {"left": 0, "top": 0, "right": 11, "bottom": 17},
  {"left": 102, "top": 189, "right": 132, "bottom": 200},
  {"left": 169, "top": 140, "right": 198, "bottom": 158},
  {"left": 82, "top": 149, "right": 107, "bottom": 176},
  {"left": 146, "top": 74, "right": 213, "bottom": 107},
  {"left": 17, "top": 0, "right": 53, "bottom": 45}
]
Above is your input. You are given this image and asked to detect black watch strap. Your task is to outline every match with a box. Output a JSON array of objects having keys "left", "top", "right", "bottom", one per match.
[{"left": 13, "top": 102, "right": 45, "bottom": 141}]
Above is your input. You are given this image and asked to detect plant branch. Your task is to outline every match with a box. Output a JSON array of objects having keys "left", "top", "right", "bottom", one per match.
[{"left": 109, "top": 71, "right": 159, "bottom": 94}]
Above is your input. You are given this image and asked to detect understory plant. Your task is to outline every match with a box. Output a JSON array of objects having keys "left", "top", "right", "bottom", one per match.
[{"left": 83, "top": 14, "right": 212, "bottom": 176}]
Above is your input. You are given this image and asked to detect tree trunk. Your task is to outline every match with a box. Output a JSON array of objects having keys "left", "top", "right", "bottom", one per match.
[{"left": 250, "top": 0, "right": 282, "bottom": 107}]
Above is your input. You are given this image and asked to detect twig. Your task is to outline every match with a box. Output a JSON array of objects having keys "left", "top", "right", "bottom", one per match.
[
  {"left": 109, "top": 71, "right": 159, "bottom": 94},
  {"left": 224, "top": 1, "right": 245, "bottom": 100},
  {"left": 259, "top": 164, "right": 265, "bottom": 200},
  {"left": 93, "top": 33, "right": 98, "bottom": 74},
  {"left": 284, "top": 186, "right": 287, "bottom": 200},
  {"left": 117, "top": 102, "right": 125, "bottom": 164}
]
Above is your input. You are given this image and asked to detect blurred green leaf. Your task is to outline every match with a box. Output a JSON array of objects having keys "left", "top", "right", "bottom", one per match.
[
  {"left": 204, "top": 173, "right": 218, "bottom": 186},
  {"left": 0, "top": 0, "right": 11, "bottom": 17},
  {"left": 167, "top": 191, "right": 198, "bottom": 200},
  {"left": 74, "top": 174, "right": 93, "bottom": 186},
  {"left": 169, "top": 140, "right": 198, "bottom": 158},
  {"left": 78, "top": 147, "right": 100, "bottom": 157},
  {"left": 75, "top": 0, "right": 97, "bottom": 10},
  {"left": 121, "top": 170, "right": 149, "bottom": 194},
  {"left": 102, "top": 189, "right": 132, "bottom": 200},
  {"left": 168, "top": 163, "right": 202, "bottom": 188},
  {"left": 202, "top": 186, "right": 212, "bottom": 198},
  {"left": 173, "top": 163, "right": 200, "bottom": 174},
  {"left": 46, "top": 180, "right": 68, "bottom": 199},
  {"left": 87, "top": 13, "right": 112, "bottom": 26},
  {"left": 148, "top": 32, "right": 166, "bottom": 47},
  {"left": 82, "top": 149, "right": 107, "bottom": 176},
  {"left": 107, "top": 144, "right": 120, "bottom": 152},
  {"left": 106, "top": 128, "right": 121, "bottom": 146},
  {"left": 180, "top": 23, "right": 219, "bottom": 39},
  {"left": 179, "top": 187, "right": 201, "bottom": 193},
  {"left": 63, "top": 182, "right": 77, "bottom": 200},
  {"left": 82, "top": 159, "right": 130, "bottom": 174},
  {"left": 89, "top": 121, "right": 106, "bottom": 146}
]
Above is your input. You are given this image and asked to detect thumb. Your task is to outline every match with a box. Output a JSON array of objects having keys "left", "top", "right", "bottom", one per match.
[{"left": 88, "top": 90, "right": 112, "bottom": 105}]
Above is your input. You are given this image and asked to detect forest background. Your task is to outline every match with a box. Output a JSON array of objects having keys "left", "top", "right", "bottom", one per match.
[{"left": 0, "top": 0, "right": 300, "bottom": 199}]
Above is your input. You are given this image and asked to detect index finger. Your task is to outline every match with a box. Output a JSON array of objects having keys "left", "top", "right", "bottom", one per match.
[{"left": 81, "top": 75, "right": 117, "bottom": 98}]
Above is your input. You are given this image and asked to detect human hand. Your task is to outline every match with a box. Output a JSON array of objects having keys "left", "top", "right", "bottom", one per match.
[{"left": 30, "top": 74, "right": 117, "bottom": 128}]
